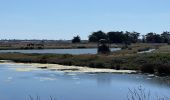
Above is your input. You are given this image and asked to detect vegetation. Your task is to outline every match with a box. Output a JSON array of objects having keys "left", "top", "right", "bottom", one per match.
[
  {"left": 88, "top": 31, "right": 140, "bottom": 44},
  {"left": 27, "top": 87, "right": 170, "bottom": 100},
  {"left": 88, "top": 31, "right": 108, "bottom": 42},
  {"left": 127, "top": 86, "right": 169, "bottom": 100},
  {"left": 0, "top": 52, "right": 170, "bottom": 76},
  {"left": 88, "top": 30, "right": 170, "bottom": 44},
  {"left": 98, "top": 39, "right": 111, "bottom": 54},
  {"left": 72, "top": 35, "right": 81, "bottom": 43},
  {"left": 145, "top": 32, "right": 170, "bottom": 43}
]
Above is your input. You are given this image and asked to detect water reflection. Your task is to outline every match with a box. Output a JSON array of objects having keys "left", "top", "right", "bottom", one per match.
[{"left": 0, "top": 64, "right": 170, "bottom": 100}]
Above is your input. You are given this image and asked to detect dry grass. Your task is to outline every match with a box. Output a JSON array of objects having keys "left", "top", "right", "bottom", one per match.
[
  {"left": 0, "top": 43, "right": 120, "bottom": 50},
  {"left": 127, "top": 86, "right": 170, "bottom": 100},
  {"left": 154, "top": 45, "right": 170, "bottom": 53}
]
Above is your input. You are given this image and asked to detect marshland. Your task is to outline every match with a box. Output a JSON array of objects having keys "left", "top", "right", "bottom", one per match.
[
  {"left": 0, "top": 40, "right": 170, "bottom": 100},
  {"left": 1, "top": 0, "right": 170, "bottom": 100}
]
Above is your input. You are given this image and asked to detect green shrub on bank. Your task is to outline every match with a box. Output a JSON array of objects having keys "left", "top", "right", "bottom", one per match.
[
  {"left": 140, "top": 63, "right": 155, "bottom": 74},
  {"left": 0, "top": 53, "right": 170, "bottom": 76}
]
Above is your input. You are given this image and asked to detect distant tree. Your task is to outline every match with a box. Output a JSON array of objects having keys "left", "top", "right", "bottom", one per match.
[
  {"left": 72, "top": 35, "right": 81, "bottom": 43},
  {"left": 154, "top": 34, "right": 162, "bottom": 43},
  {"left": 88, "top": 30, "right": 170, "bottom": 44},
  {"left": 161, "top": 31, "right": 170, "bottom": 43},
  {"left": 107, "top": 31, "right": 140, "bottom": 43},
  {"left": 146, "top": 32, "right": 155, "bottom": 43},
  {"left": 107, "top": 31, "right": 124, "bottom": 43},
  {"left": 89, "top": 31, "right": 107, "bottom": 42},
  {"left": 88, "top": 35, "right": 98, "bottom": 42},
  {"left": 146, "top": 32, "right": 162, "bottom": 43},
  {"left": 128, "top": 31, "right": 140, "bottom": 43}
]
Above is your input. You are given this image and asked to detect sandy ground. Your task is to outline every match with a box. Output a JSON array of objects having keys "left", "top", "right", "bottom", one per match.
[{"left": 0, "top": 60, "right": 136, "bottom": 73}]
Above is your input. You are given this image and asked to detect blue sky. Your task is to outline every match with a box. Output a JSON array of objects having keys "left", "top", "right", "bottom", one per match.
[{"left": 0, "top": 0, "right": 170, "bottom": 40}]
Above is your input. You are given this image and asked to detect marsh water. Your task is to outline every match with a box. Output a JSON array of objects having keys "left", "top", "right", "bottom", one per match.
[
  {"left": 0, "top": 63, "right": 170, "bottom": 100},
  {"left": 0, "top": 48, "right": 121, "bottom": 54}
]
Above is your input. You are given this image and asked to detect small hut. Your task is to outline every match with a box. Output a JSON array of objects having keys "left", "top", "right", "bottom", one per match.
[{"left": 97, "top": 39, "right": 111, "bottom": 54}]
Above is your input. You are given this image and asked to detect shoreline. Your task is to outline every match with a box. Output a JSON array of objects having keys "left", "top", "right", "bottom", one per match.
[
  {"left": 0, "top": 60, "right": 136, "bottom": 73},
  {"left": 0, "top": 52, "right": 169, "bottom": 76}
]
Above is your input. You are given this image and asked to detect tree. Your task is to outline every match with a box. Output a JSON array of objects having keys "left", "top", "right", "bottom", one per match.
[
  {"left": 107, "top": 31, "right": 124, "bottom": 43},
  {"left": 107, "top": 31, "right": 140, "bottom": 43},
  {"left": 146, "top": 32, "right": 162, "bottom": 43},
  {"left": 161, "top": 31, "right": 170, "bottom": 43},
  {"left": 154, "top": 34, "right": 162, "bottom": 43},
  {"left": 129, "top": 31, "right": 140, "bottom": 43},
  {"left": 89, "top": 31, "right": 107, "bottom": 42},
  {"left": 72, "top": 35, "right": 81, "bottom": 43}
]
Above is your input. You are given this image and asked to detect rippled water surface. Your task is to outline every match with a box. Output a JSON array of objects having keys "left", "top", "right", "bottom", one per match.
[{"left": 0, "top": 63, "right": 170, "bottom": 100}]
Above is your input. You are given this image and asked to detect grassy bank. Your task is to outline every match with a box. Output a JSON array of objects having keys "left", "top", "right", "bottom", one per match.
[
  {"left": 0, "top": 42, "right": 120, "bottom": 50},
  {"left": 0, "top": 52, "right": 170, "bottom": 75},
  {"left": 0, "top": 42, "right": 165, "bottom": 50}
]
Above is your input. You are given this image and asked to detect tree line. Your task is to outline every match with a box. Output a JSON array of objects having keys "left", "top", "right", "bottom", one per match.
[{"left": 72, "top": 31, "right": 170, "bottom": 44}]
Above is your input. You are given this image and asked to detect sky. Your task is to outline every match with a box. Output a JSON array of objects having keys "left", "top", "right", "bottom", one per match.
[{"left": 0, "top": 0, "right": 170, "bottom": 40}]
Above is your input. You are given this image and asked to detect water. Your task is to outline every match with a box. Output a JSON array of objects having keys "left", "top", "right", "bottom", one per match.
[
  {"left": 0, "top": 48, "right": 121, "bottom": 55},
  {"left": 0, "top": 63, "right": 170, "bottom": 100},
  {"left": 138, "top": 49, "right": 156, "bottom": 54}
]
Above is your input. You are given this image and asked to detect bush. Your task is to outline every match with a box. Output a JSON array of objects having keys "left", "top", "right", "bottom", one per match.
[
  {"left": 60, "top": 61, "right": 73, "bottom": 66},
  {"left": 168, "top": 41, "right": 170, "bottom": 45},
  {"left": 39, "top": 57, "right": 47, "bottom": 63},
  {"left": 115, "top": 65, "right": 121, "bottom": 70},
  {"left": 62, "top": 54, "right": 73, "bottom": 59},
  {"left": 72, "top": 35, "right": 81, "bottom": 43},
  {"left": 88, "top": 62, "right": 105, "bottom": 68},
  {"left": 140, "top": 63, "right": 155, "bottom": 74},
  {"left": 95, "top": 62, "right": 105, "bottom": 68},
  {"left": 157, "top": 65, "right": 170, "bottom": 75},
  {"left": 89, "top": 62, "right": 95, "bottom": 68}
]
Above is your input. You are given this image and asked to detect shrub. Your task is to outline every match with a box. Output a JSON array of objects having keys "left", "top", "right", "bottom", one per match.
[
  {"left": 72, "top": 35, "right": 81, "bottom": 43},
  {"left": 39, "top": 57, "right": 47, "bottom": 63},
  {"left": 115, "top": 65, "right": 121, "bottom": 70},
  {"left": 94, "top": 62, "right": 104, "bottom": 68},
  {"left": 157, "top": 65, "right": 170, "bottom": 75},
  {"left": 58, "top": 60, "right": 73, "bottom": 66},
  {"left": 140, "top": 63, "right": 155, "bottom": 74},
  {"left": 62, "top": 54, "right": 73, "bottom": 59},
  {"left": 89, "top": 62, "right": 95, "bottom": 68},
  {"left": 89, "top": 62, "right": 105, "bottom": 68}
]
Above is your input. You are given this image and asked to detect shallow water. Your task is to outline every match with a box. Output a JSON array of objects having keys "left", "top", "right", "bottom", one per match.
[
  {"left": 0, "top": 63, "right": 170, "bottom": 100},
  {"left": 138, "top": 49, "right": 156, "bottom": 53},
  {"left": 0, "top": 48, "right": 121, "bottom": 54}
]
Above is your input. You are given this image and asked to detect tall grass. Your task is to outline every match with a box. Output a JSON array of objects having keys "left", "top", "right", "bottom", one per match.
[
  {"left": 127, "top": 86, "right": 169, "bottom": 100},
  {"left": 29, "top": 95, "right": 57, "bottom": 100}
]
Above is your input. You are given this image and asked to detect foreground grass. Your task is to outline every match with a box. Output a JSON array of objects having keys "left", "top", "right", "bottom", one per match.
[
  {"left": 0, "top": 52, "right": 170, "bottom": 75},
  {"left": 28, "top": 86, "right": 169, "bottom": 100},
  {"left": 127, "top": 86, "right": 170, "bottom": 100}
]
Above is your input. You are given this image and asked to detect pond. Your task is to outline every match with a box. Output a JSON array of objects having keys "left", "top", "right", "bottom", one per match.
[
  {"left": 0, "top": 48, "right": 121, "bottom": 55},
  {"left": 0, "top": 63, "right": 170, "bottom": 100}
]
